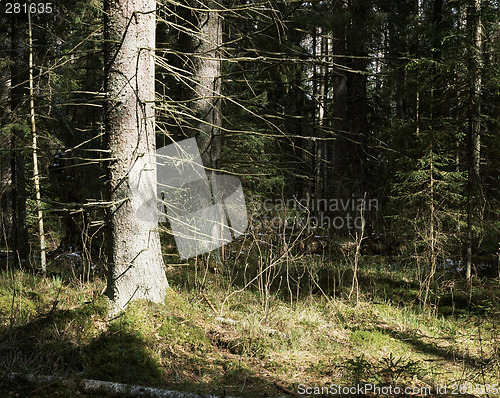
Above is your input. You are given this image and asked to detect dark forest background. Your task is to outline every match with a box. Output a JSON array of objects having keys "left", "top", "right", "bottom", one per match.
[
  {"left": 2, "top": 0, "right": 500, "bottom": 278},
  {"left": 0, "top": 0, "right": 499, "bottom": 396}
]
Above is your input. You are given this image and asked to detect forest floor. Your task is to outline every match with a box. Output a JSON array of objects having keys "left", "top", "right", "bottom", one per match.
[{"left": 0, "top": 253, "right": 499, "bottom": 397}]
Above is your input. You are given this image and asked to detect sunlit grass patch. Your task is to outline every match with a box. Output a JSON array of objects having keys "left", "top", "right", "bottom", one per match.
[{"left": 0, "top": 259, "right": 499, "bottom": 397}]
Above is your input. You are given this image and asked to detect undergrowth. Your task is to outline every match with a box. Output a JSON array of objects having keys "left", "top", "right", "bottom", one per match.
[{"left": 0, "top": 256, "right": 499, "bottom": 397}]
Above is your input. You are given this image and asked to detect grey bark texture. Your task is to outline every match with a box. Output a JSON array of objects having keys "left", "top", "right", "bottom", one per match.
[
  {"left": 191, "top": 0, "right": 223, "bottom": 171},
  {"left": 104, "top": 0, "right": 168, "bottom": 313}
]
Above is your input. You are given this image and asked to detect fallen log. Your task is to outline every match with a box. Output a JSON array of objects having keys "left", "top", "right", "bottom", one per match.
[{"left": 5, "top": 372, "right": 292, "bottom": 398}]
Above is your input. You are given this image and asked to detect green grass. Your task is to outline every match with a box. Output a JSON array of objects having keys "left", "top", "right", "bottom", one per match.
[{"left": 0, "top": 257, "right": 499, "bottom": 397}]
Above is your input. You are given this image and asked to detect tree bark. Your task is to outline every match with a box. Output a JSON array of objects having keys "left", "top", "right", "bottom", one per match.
[
  {"left": 189, "top": 0, "right": 224, "bottom": 261},
  {"left": 0, "top": 14, "right": 13, "bottom": 253},
  {"left": 104, "top": 0, "right": 168, "bottom": 313},
  {"left": 331, "top": 1, "right": 347, "bottom": 204},
  {"left": 191, "top": 0, "right": 223, "bottom": 171},
  {"left": 345, "top": 0, "right": 368, "bottom": 234},
  {"left": 314, "top": 27, "right": 328, "bottom": 206},
  {"left": 465, "top": 0, "right": 482, "bottom": 281},
  {"left": 10, "top": 11, "right": 29, "bottom": 267},
  {"left": 28, "top": 11, "right": 46, "bottom": 273}
]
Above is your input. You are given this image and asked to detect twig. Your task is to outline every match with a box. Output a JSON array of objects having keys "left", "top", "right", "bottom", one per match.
[{"left": 202, "top": 293, "right": 217, "bottom": 314}]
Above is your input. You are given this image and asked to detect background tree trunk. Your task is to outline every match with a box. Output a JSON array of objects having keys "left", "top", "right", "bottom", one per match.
[
  {"left": 104, "top": 0, "right": 168, "bottom": 313},
  {"left": 345, "top": 0, "right": 368, "bottom": 234},
  {"left": 28, "top": 11, "right": 46, "bottom": 273},
  {"left": 314, "top": 27, "right": 327, "bottom": 206},
  {"left": 191, "top": 0, "right": 223, "bottom": 171},
  {"left": 10, "top": 11, "right": 29, "bottom": 267},
  {"left": 190, "top": 0, "right": 224, "bottom": 261},
  {"left": 331, "top": 1, "right": 348, "bottom": 215},
  {"left": 466, "top": 0, "right": 482, "bottom": 281},
  {"left": 0, "top": 13, "right": 13, "bottom": 252}
]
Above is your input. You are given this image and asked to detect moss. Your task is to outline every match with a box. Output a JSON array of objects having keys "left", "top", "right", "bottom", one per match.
[
  {"left": 350, "top": 329, "right": 394, "bottom": 351},
  {"left": 232, "top": 336, "right": 274, "bottom": 358},
  {"left": 158, "top": 316, "right": 209, "bottom": 353},
  {"left": 84, "top": 326, "right": 164, "bottom": 385},
  {"left": 164, "top": 288, "right": 191, "bottom": 313}
]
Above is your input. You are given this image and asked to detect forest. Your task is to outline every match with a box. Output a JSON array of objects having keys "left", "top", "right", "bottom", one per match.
[{"left": 0, "top": 0, "right": 499, "bottom": 396}]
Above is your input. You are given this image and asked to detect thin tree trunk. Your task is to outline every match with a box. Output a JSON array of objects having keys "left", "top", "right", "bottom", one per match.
[
  {"left": 346, "top": 0, "right": 369, "bottom": 234},
  {"left": 0, "top": 144, "right": 12, "bottom": 254},
  {"left": 0, "top": 14, "right": 13, "bottom": 254},
  {"left": 465, "top": 0, "right": 482, "bottom": 281},
  {"left": 322, "top": 35, "right": 331, "bottom": 197},
  {"left": 28, "top": 11, "right": 46, "bottom": 273},
  {"left": 104, "top": 0, "right": 168, "bottom": 313},
  {"left": 10, "top": 11, "right": 29, "bottom": 267},
  {"left": 331, "top": 3, "right": 347, "bottom": 209},
  {"left": 305, "top": 30, "right": 318, "bottom": 201},
  {"left": 314, "top": 27, "right": 326, "bottom": 205},
  {"left": 423, "top": 141, "right": 436, "bottom": 309}
]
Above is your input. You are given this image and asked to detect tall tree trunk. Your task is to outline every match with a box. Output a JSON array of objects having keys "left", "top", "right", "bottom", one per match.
[
  {"left": 321, "top": 35, "right": 331, "bottom": 202},
  {"left": 190, "top": 0, "right": 224, "bottom": 261},
  {"left": 465, "top": 0, "right": 482, "bottom": 281},
  {"left": 104, "top": 0, "right": 168, "bottom": 313},
  {"left": 314, "top": 27, "right": 327, "bottom": 205},
  {"left": 191, "top": 0, "right": 223, "bottom": 171},
  {"left": 10, "top": 11, "right": 29, "bottom": 267},
  {"left": 0, "top": 14, "right": 13, "bottom": 253},
  {"left": 28, "top": 11, "right": 46, "bottom": 273},
  {"left": 331, "top": 0, "right": 347, "bottom": 201},
  {"left": 304, "top": 30, "right": 319, "bottom": 201},
  {"left": 346, "top": 0, "right": 369, "bottom": 234}
]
